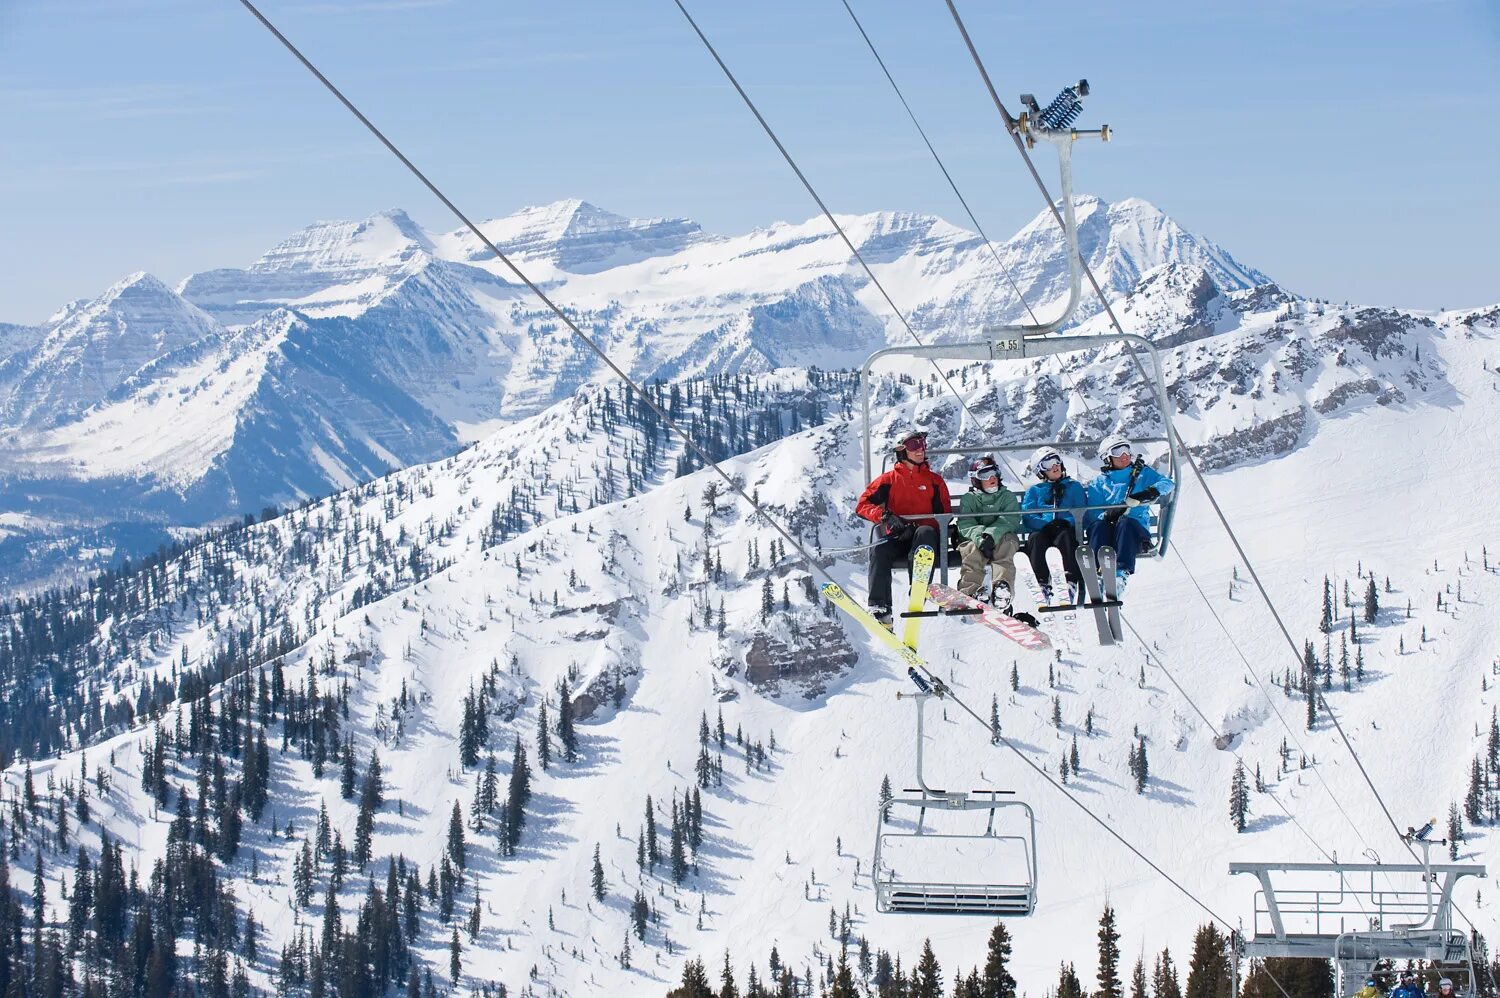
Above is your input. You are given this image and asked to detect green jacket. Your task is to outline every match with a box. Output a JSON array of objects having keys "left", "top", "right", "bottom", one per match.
[{"left": 957, "top": 487, "right": 1022, "bottom": 543}]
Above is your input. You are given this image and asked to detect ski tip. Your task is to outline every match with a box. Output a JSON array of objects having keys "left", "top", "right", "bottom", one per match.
[{"left": 821, "top": 582, "right": 845, "bottom": 600}]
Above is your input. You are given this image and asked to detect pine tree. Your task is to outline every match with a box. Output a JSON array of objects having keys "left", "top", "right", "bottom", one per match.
[
  {"left": 1466, "top": 758, "right": 1485, "bottom": 825},
  {"left": 1365, "top": 576, "right": 1379, "bottom": 622},
  {"left": 1070, "top": 734, "right": 1081, "bottom": 774},
  {"left": 1448, "top": 801, "right": 1463, "bottom": 860},
  {"left": 990, "top": 695, "right": 1001, "bottom": 743},
  {"left": 537, "top": 701, "right": 551, "bottom": 770},
  {"left": 1320, "top": 576, "right": 1332, "bottom": 633},
  {"left": 675, "top": 958, "right": 714, "bottom": 998},
  {"left": 1230, "top": 760, "right": 1250, "bottom": 832},
  {"left": 982, "top": 923, "right": 1016, "bottom": 998},
  {"left": 1010, "top": 663, "right": 1019, "bottom": 692},
  {"left": 449, "top": 926, "right": 461, "bottom": 983},
  {"left": 558, "top": 678, "right": 577, "bottom": 763},
  {"left": 447, "top": 801, "right": 466, "bottom": 870},
  {"left": 591, "top": 844, "right": 606, "bottom": 902},
  {"left": 670, "top": 800, "right": 688, "bottom": 884},
  {"left": 1183, "top": 924, "right": 1231, "bottom": 998},
  {"left": 760, "top": 578, "right": 774, "bottom": 622},
  {"left": 914, "top": 939, "right": 943, "bottom": 998},
  {"left": 1131, "top": 958, "right": 1149, "bottom": 998},
  {"left": 713, "top": 951, "right": 738, "bottom": 998},
  {"left": 1153, "top": 948, "right": 1183, "bottom": 998},
  {"left": 1057, "top": 962, "right": 1084, "bottom": 998},
  {"left": 879, "top": 776, "right": 893, "bottom": 823},
  {"left": 363, "top": 749, "right": 385, "bottom": 810},
  {"left": 829, "top": 949, "right": 856, "bottom": 998},
  {"left": 645, "top": 799, "right": 660, "bottom": 869},
  {"left": 631, "top": 890, "right": 649, "bottom": 941},
  {"left": 341, "top": 738, "right": 357, "bottom": 800},
  {"left": 1097, "top": 904, "right": 1122, "bottom": 998},
  {"left": 505, "top": 738, "right": 531, "bottom": 849}
]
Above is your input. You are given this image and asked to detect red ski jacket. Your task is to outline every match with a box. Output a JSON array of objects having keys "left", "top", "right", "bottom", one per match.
[{"left": 856, "top": 461, "right": 952, "bottom": 533}]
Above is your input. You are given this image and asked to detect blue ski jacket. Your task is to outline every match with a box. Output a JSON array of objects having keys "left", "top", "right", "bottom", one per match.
[
  {"left": 1391, "top": 985, "right": 1425, "bottom": 998},
  {"left": 1020, "top": 477, "right": 1088, "bottom": 531},
  {"left": 1084, "top": 462, "right": 1174, "bottom": 530}
]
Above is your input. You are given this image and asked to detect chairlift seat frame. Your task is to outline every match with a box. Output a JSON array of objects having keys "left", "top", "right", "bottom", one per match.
[
  {"left": 872, "top": 689, "right": 1037, "bottom": 917},
  {"left": 1229, "top": 858, "right": 1486, "bottom": 998}
]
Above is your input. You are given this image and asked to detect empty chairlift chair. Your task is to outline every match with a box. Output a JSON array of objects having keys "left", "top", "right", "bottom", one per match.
[{"left": 872, "top": 681, "right": 1036, "bottom": 916}]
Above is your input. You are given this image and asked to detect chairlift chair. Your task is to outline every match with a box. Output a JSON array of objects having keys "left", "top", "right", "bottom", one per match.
[
  {"left": 1229, "top": 841, "right": 1486, "bottom": 998},
  {"left": 854, "top": 82, "right": 1179, "bottom": 645},
  {"left": 872, "top": 685, "right": 1037, "bottom": 916}
]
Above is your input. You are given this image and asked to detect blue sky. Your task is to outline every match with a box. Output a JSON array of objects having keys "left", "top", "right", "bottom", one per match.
[{"left": 1, "top": 0, "right": 1497, "bottom": 324}]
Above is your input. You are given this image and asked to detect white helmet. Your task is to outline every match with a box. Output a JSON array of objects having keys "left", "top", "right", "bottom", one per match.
[
  {"left": 1097, "top": 434, "right": 1133, "bottom": 465},
  {"left": 1029, "top": 446, "right": 1064, "bottom": 480}
]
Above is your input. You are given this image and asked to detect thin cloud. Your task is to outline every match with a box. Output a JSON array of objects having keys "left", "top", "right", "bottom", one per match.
[
  {"left": 286, "top": 0, "right": 455, "bottom": 13},
  {"left": 2, "top": 83, "right": 212, "bottom": 120}
]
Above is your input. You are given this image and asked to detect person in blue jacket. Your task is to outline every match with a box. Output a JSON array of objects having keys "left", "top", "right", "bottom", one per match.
[
  {"left": 1390, "top": 974, "right": 1425, "bottom": 998},
  {"left": 1021, "top": 446, "right": 1086, "bottom": 605},
  {"left": 1084, "top": 434, "right": 1174, "bottom": 595}
]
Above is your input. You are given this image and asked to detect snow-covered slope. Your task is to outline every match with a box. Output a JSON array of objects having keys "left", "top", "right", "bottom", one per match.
[{"left": 4, "top": 304, "right": 1497, "bottom": 995}]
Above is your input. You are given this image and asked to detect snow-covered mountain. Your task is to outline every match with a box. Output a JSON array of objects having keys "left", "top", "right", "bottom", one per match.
[
  {"left": 0, "top": 195, "right": 1274, "bottom": 595},
  {"left": 0, "top": 272, "right": 226, "bottom": 430},
  {"left": 3, "top": 299, "right": 1497, "bottom": 997}
]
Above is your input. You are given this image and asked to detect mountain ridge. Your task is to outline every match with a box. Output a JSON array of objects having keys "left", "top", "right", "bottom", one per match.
[{"left": 0, "top": 194, "right": 1462, "bottom": 597}]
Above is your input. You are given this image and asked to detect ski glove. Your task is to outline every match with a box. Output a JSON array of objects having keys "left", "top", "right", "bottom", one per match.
[
  {"left": 880, "top": 510, "right": 906, "bottom": 534},
  {"left": 1102, "top": 508, "right": 1125, "bottom": 525},
  {"left": 1128, "top": 487, "right": 1161, "bottom": 503},
  {"left": 979, "top": 535, "right": 996, "bottom": 558}
]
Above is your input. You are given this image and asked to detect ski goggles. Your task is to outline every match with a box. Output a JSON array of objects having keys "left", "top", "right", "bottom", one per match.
[
  {"left": 973, "top": 465, "right": 999, "bottom": 480},
  {"left": 1107, "top": 443, "right": 1133, "bottom": 458},
  {"left": 901, "top": 435, "right": 928, "bottom": 451},
  {"left": 1036, "top": 455, "right": 1063, "bottom": 473}
]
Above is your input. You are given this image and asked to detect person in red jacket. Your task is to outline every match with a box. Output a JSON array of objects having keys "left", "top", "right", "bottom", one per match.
[{"left": 855, "top": 428, "right": 952, "bottom": 628}]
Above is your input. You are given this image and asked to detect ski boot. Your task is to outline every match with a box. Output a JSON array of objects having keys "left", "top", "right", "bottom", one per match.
[{"left": 990, "top": 581, "right": 1014, "bottom": 616}]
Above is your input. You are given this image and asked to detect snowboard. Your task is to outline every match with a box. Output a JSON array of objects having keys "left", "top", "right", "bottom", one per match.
[{"left": 927, "top": 583, "right": 1052, "bottom": 652}]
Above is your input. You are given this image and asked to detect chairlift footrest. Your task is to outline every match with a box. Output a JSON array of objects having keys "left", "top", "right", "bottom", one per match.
[{"left": 1036, "top": 599, "right": 1120, "bottom": 613}]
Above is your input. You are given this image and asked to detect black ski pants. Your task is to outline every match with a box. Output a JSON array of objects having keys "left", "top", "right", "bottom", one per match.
[
  {"left": 1025, "top": 519, "right": 1081, "bottom": 586},
  {"left": 867, "top": 524, "right": 939, "bottom": 611}
]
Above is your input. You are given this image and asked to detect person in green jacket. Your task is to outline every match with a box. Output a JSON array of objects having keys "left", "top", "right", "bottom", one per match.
[{"left": 957, "top": 456, "right": 1023, "bottom": 612}]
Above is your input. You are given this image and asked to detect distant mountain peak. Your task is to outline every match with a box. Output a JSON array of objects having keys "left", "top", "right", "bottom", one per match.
[
  {"left": 249, "top": 208, "right": 435, "bottom": 275},
  {"left": 455, "top": 200, "right": 708, "bottom": 273}
]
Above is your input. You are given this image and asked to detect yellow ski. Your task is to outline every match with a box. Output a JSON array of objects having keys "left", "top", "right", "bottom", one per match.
[
  {"left": 902, "top": 544, "right": 936, "bottom": 650},
  {"left": 821, "top": 581, "right": 930, "bottom": 674}
]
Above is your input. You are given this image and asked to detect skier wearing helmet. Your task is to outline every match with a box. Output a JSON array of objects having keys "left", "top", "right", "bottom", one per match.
[
  {"left": 1435, "top": 980, "right": 1455, "bottom": 998},
  {"left": 855, "top": 428, "right": 952, "bottom": 628},
  {"left": 1020, "top": 446, "right": 1086, "bottom": 605},
  {"left": 1391, "top": 974, "right": 1424, "bottom": 998},
  {"left": 1355, "top": 979, "right": 1383, "bottom": 998},
  {"left": 956, "top": 455, "right": 1023, "bottom": 612},
  {"left": 1083, "top": 435, "right": 1174, "bottom": 595}
]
